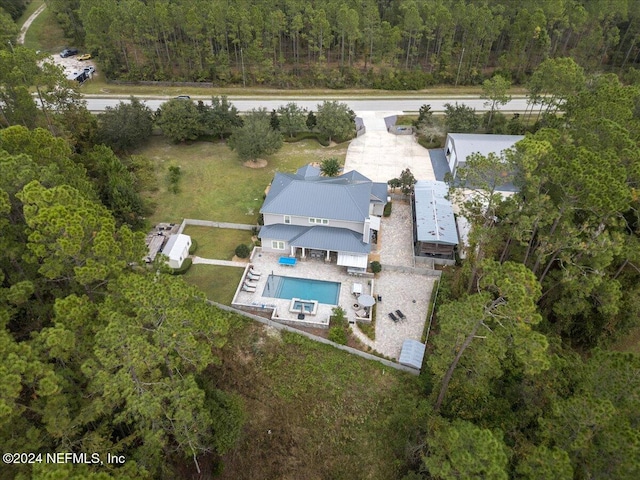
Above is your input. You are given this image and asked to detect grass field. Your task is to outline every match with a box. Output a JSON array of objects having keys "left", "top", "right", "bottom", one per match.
[
  {"left": 16, "top": 0, "right": 44, "bottom": 30},
  {"left": 22, "top": 3, "right": 69, "bottom": 53},
  {"left": 184, "top": 265, "right": 244, "bottom": 305},
  {"left": 137, "top": 136, "right": 348, "bottom": 225},
  {"left": 82, "top": 81, "right": 530, "bottom": 97},
  {"left": 211, "top": 318, "right": 425, "bottom": 479},
  {"left": 183, "top": 226, "right": 254, "bottom": 260}
]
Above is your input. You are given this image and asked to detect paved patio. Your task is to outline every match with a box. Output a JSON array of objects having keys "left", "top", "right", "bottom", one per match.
[
  {"left": 350, "top": 272, "right": 436, "bottom": 359},
  {"left": 377, "top": 200, "right": 415, "bottom": 268}
]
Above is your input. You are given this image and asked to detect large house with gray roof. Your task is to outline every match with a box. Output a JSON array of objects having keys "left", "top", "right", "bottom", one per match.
[{"left": 259, "top": 164, "right": 387, "bottom": 270}]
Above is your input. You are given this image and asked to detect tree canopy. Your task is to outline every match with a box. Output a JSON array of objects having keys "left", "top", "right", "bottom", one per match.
[
  {"left": 44, "top": 0, "right": 640, "bottom": 88},
  {"left": 97, "top": 97, "right": 154, "bottom": 152},
  {"left": 0, "top": 126, "right": 243, "bottom": 477},
  {"left": 315, "top": 101, "right": 355, "bottom": 143},
  {"left": 228, "top": 108, "right": 283, "bottom": 161}
]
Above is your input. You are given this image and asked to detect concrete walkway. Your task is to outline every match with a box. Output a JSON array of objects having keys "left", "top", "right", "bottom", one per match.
[{"left": 192, "top": 256, "right": 247, "bottom": 267}]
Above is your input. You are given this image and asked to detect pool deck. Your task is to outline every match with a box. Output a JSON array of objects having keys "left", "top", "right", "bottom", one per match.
[
  {"left": 232, "top": 249, "right": 435, "bottom": 360},
  {"left": 232, "top": 251, "right": 374, "bottom": 329}
]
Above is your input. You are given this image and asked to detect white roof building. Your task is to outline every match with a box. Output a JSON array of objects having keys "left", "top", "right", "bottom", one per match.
[
  {"left": 445, "top": 133, "right": 524, "bottom": 177},
  {"left": 162, "top": 234, "right": 191, "bottom": 269}
]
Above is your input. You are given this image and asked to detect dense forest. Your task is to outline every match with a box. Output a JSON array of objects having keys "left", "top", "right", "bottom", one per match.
[
  {"left": 45, "top": 0, "right": 640, "bottom": 87},
  {"left": 420, "top": 74, "right": 640, "bottom": 478},
  {"left": 1, "top": 1, "right": 640, "bottom": 478}
]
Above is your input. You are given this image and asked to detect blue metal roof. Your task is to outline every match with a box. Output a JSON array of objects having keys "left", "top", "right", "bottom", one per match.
[
  {"left": 261, "top": 167, "right": 384, "bottom": 222},
  {"left": 414, "top": 180, "right": 458, "bottom": 246},
  {"left": 259, "top": 224, "right": 371, "bottom": 254}
]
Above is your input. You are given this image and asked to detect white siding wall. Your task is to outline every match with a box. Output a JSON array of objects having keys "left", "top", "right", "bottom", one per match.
[
  {"left": 446, "top": 136, "right": 457, "bottom": 174},
  {"left": 262, "top": 213, "right": 364, "bottom": 234}
]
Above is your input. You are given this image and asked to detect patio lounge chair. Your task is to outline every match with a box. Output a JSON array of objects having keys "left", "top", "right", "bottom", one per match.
[
  {"left": 247, "top": 272, "right": 260, "bottom": 281},
  {"left": 242, "top": 285, "right": 256, "bottom": 293},
  {"left": 388, "top": 312, "right": 399, "bottom": 323},
  {"left": 249, "top": 266, "right": 261, "bottom": 276},
  {"left": 244, "top": 280, "right": 258, "bottom": 288},
  {"left": 396, "top": 310, "right": 406, "bottom": 320}
]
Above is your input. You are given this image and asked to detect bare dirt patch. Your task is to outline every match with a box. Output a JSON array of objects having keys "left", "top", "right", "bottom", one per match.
[{"left": 243, "top": 159, "right": 268, "bottom": 168}]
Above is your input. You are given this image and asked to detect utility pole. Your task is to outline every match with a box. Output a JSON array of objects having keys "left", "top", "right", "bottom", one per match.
[
  {"left": 240, "top": 47, "right": 246, "bottom": 88},
  {"left": 455, "top": 47, "right": 465, "bottom": 86}
]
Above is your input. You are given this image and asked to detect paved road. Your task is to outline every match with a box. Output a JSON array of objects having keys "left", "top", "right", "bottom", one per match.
[{"left": 84, "top": 96, "right": 530, "bottom": 113}]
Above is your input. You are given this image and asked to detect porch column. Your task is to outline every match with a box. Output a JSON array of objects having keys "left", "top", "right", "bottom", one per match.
[
  {"left": 290, "top": 246, "right": 295, "bottom": 257},
  {"left": 325, "top": 250, "right": 331, "bottom": 262},
  {"left": 301, "top": 247, "right": 306, "bottom": 259}
]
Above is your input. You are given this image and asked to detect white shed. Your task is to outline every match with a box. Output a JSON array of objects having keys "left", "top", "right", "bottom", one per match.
[
  {"left": 162, "top": 234, "right": 191, "bottom": 269},
  {"left": 445, "top": 133, "right": 524, "bottom": 177}
]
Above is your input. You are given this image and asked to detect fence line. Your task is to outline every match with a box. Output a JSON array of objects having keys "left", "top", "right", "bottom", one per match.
[
  {"left": 178, "top": 218, "right": 256, "bottom": 234},
  {"left": 208, "top": 300, "right": 420, "bottom": 375}
]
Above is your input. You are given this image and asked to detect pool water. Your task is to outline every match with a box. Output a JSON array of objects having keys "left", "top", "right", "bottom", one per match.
[{"left": 263, "top": 275, "right": 341, "bottom": 305}]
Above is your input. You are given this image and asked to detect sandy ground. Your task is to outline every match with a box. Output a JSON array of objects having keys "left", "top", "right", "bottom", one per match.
[{"left": 18, "top": 3, "right": 98, "bottom": 79}]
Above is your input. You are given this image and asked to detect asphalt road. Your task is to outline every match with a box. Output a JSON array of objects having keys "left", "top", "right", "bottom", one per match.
[{"left": 84, "top": 96, "right": 531, "bottom": 113}]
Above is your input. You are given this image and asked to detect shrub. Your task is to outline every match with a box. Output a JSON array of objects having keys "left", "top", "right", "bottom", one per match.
[
  {"left": 282, "top": 131, "right": 330, "bottom": 146},
  {"left": 167, "top": 165, "right": 182, "bottom": 194},
  {"left": 417, "top": 135, "right": 444, "bottom": 149},
  {"left": 328, "top": 326, "right": 348, "bottom": 345},
  {"left": 331, "top": 306, "right": 347, "bottom": 324},
  {"left": 170, "top": 257, "right": 192, "bottom": 275},
  {"left": 320, "top": 157, "right": 341, "bottom": 177},
  {"left": 370, "top": 261, "right": 382, "bottom": 274},
  {"left": 234, "top": 244, "right": 250, "bottom": 258},
  {"left": 188, "top": 239, "right": 198, "bottom": 255},
  {"left": 383, "top": 202, "right": 392, "bottom": 217}
]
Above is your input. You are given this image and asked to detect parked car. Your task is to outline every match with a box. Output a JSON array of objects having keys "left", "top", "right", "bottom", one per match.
[
  {"left": 60, "top": 48, "right": 78, "bottom": 58},
  {"left": 77, "top": 53, "right": 92, "bottom": 61},
  {"left": 175, "top": 95, "right": 191, "bottom": 100},
  {"left": 66, "top": 70, "right": 88, "bottom": 83}
]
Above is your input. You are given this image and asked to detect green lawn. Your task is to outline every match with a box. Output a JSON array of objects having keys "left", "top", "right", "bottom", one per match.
[
  {"left": 212, "top": 318, "right": 424, "bottom": 479},
  {"left": 138, "top": 136, "right": 348, "bottom": 225},
  {"left": 183, "top": 225, "right": 253, "bottom": 260},
  {"left": 184, "top": 265, "right": 244, "bottom": 305}
]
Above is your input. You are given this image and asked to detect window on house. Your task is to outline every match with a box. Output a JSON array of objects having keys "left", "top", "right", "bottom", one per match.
[
  {"left": 284, "top": 215, "right": 291, "bottom": 224},
  {"left": 271, "top": 240, "right": 285, "bottom": 250},
  {"left": 309, "top": 217, "right": 329, "bottom": 225}
]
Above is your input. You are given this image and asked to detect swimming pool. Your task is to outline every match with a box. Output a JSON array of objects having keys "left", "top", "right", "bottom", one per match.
[{"left": 263, "top": 275, "right": 341, "bottom": 305}]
